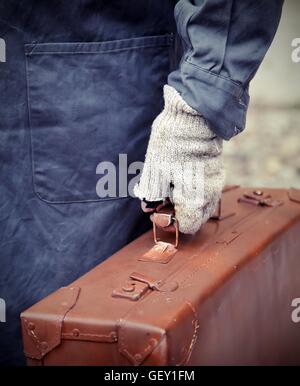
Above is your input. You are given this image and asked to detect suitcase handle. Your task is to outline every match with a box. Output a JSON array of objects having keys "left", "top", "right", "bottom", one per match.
[
  {"left": 151, "top": 185, "right": 240, "bottom": 248},
  {"left": 152, "top": 206, "right": 179, "bottom": 248}
]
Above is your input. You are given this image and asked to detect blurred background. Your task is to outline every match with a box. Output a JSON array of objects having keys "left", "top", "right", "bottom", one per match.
[{"left": 224, "top": 0, "right": 300, "bottom": 188}]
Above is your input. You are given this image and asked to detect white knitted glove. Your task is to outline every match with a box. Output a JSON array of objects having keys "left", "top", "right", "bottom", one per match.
[{"left": 134, "top": 85, "right": 225, "bottom": 234}]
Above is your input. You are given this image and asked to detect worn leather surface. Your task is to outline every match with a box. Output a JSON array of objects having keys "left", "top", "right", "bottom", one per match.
[
  {"left": 21, "top": 187, "right": 300, "bottom": 365},
  {"left": 21, "top": 287, "right": 80, "bottom": 360}
]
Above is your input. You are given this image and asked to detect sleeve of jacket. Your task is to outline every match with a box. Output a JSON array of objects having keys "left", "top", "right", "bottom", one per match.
[{"left": 168, "top": 0, "right": 284, "bottom": 140}]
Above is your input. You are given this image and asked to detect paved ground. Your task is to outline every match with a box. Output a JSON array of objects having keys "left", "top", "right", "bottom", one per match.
[
  {"left": 224, "top": 107, "right": 300, "bottom": 189},
  {"left": 223, "top": 1, "right": 300, "bottom": 189}
]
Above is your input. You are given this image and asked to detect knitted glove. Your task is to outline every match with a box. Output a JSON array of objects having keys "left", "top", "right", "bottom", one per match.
[{"left": 134, "top": 85, "right": 225, "bottom": 234}]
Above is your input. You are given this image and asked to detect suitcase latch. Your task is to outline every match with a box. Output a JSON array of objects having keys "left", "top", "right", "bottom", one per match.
[
  {"left": 238, "top": 190, "right": 283, "bottom": 207},
  {"left": 112, "top": 272, "right": 178, "bottom": 301}
]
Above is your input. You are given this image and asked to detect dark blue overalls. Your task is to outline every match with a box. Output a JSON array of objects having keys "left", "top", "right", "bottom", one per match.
[{"left": 0, "top": 0, "right": 282, "bottom": 365}]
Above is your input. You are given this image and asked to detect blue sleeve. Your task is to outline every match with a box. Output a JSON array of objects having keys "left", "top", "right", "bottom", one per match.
[{"left": 168, "top": 0, "right": 284, "bottom": 140}]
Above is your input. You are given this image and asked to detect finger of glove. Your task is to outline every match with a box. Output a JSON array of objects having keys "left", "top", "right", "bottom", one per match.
[
  {"left": 133, "top": 160, "right": 172, "bottom": 202},
  {"left": 172, "top": 166, "right": 225, "bottom": 234}
]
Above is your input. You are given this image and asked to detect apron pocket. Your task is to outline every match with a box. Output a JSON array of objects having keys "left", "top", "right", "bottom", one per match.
[{"left": 25, "top": 34, "right": 173, "bottom": 203}]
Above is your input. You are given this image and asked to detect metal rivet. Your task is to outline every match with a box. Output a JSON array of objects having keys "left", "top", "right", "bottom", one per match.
[
  {"left": 122, "top": 282, "right": 135, "bottom": 292},
  {"left": 40, "top": 341, "right": 48, "bottom": 351},
  {"left": 28, "top": 322, "right": 35, "bottom": 331},
  {"left": 134, "top": 354, "right": 142, "bottom": 362},
  {"left": 110, "top": 332, "right": 117, "bottom": 341},
  {"left": 253, "top": 190, "right": 263, "bottom": 196},
  {"left": 72, "top": 329, "right": 80, "bottom": 337}
]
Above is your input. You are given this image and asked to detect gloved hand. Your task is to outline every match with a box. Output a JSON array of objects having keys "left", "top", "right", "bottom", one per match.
[{"left": 134, "top": 85, "right": 225, "bottom": 234}]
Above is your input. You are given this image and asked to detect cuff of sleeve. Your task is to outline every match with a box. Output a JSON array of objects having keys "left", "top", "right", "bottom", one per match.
[{"left": 168, "top": 60, "right": 250, "bottom": 140}]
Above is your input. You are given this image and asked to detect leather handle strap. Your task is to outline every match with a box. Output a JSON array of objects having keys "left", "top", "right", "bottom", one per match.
[
  {"left": 150, "top": 184, "right": 240, "bottom": 247},
  {"left": 152, "top": 206, "right": 179, "bottom": 248}
]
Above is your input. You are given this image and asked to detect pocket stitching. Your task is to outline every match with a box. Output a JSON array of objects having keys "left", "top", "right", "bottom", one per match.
[{"left": 25, "top": 34, "right": 173, "bottom": 55}]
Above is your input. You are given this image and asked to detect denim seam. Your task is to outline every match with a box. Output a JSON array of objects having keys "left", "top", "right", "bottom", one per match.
[
  {"left": 26, "top": 34, "right": 171, "bottom": 46},
  {"left": 34, "top": 191, "right": 131, "bottom": 205},
  {"left": 25, "top": 44, "right": 172, "bottom": 56},
  {"left": 25, "top": 34, "right": 173, "bottom": 54},
  {"left": 25, "top": 49, "right": 41, "bottom": 205}
]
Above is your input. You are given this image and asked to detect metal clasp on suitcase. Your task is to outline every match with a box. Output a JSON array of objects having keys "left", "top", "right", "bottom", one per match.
[
  {"left": 112, "top": 271, "right": 178, "bottom": 301},
  {"left": 238, "top": 190, "right": 283, "bottom": 207}
]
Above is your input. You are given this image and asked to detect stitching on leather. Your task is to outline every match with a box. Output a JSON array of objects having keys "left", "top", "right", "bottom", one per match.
[
  {"left": 118, "top": 317, "right": 164, "bottom": 365},
  {"left": 62, "top": 332, "right": 117, "bottom": 342},
  {"left": 23, "top": 287, "right": 81, "bottom": 359}
]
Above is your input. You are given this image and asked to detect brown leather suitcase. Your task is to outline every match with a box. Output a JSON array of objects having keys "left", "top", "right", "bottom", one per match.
[{"left": 21, "top": 186, "right": 300, "bottom": 365}]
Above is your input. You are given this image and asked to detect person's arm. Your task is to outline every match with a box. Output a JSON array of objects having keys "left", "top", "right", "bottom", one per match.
[
  {"left": 134, "top": 0, "right": 283, "bottom": 234},
  {"left": 168, "top": 0, "right": 284, "bottom": 140}
]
